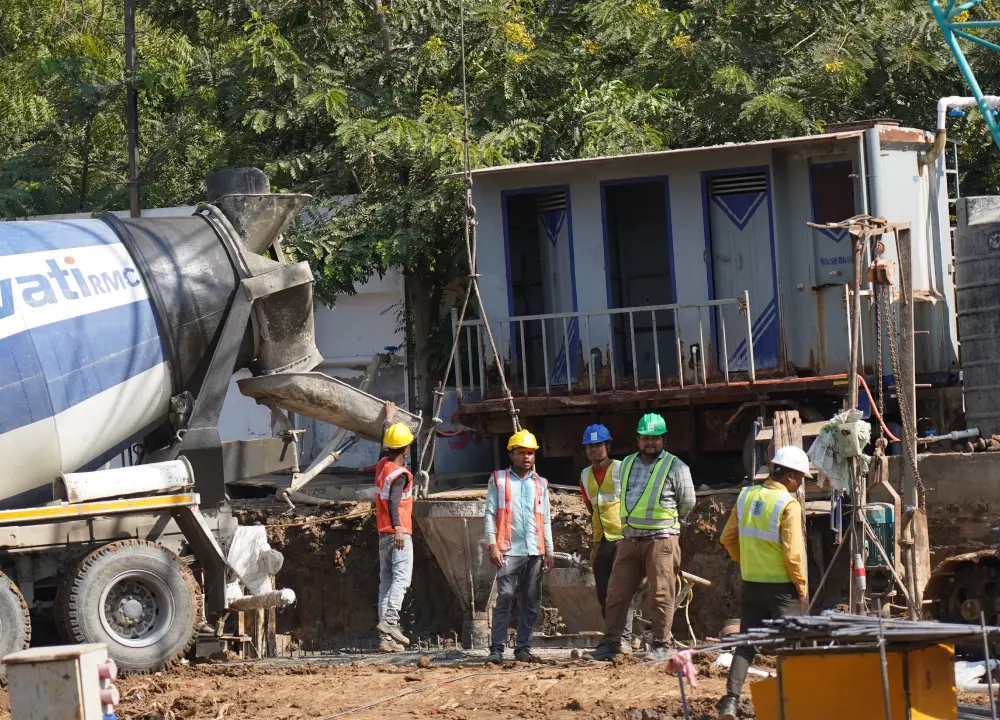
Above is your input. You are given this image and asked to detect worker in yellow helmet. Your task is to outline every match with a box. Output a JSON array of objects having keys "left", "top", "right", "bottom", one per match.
[
  {"left": 373, "top": 408, "right": 416, "bottom": 654},
  {"left": 483, "top": 428, "right": 554, "bottom": 665},
  {"left": 716, "top": 445, "right": 811, "bottom": 720}
]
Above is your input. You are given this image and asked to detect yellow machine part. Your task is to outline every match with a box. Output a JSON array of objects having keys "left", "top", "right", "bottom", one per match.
[{"left": 750, "top": 644, "right": 956, "bottom": 720}]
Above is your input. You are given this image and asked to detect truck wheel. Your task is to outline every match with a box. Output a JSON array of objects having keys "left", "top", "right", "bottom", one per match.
[
  {"left": 0, "top": 572, "right": 30, "bottom": 679},
  {"left": 61, "top": 540, "right": 202, "bottom": 673}
]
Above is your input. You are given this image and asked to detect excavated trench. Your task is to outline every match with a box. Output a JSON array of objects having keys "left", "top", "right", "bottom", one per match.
[{"left": 233, "top": 491, "right": 762, "bottom": 649}]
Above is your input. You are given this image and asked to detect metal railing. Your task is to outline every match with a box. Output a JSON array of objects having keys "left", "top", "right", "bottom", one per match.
[{"left": 451, "top": 290, "right": 756, "bottom": 400}]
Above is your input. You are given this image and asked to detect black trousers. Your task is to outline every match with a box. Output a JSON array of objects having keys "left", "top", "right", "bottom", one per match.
[
  {"left": 725, "top": 581, "right": 802, "bottom": 698},
  {"left": 593, "top": 538, "right": 634, "bottom": 640}
]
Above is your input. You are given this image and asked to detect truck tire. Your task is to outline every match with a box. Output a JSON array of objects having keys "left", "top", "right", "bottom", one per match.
[
  {"left": 60, "top": 540, "right": 202, "bottom": 673},
  {"left": 0, "top": 572, "right": 30, "bottom": 679}
]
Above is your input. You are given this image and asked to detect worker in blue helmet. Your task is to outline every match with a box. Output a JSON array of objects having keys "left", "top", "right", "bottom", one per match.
[{"left": 578, "top": 424, "right": 637, "bottom": 653}]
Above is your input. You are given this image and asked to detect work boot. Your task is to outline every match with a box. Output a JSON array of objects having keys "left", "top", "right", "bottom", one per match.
[
  {"left": 619, "top": 641, "right": 633, "bottom": 655},
  {"left": 485, "top": 650, "right": 504, "bottom": 665},
  {"left": 717, "top": 695, "right": 738, "bottom": 720},
  {"left": 377, "top": 622, "right": 410, "bottom": 646},
  {"left": 583, "top": 642, "right": 621, "bottom": 662},
  {"left": 514, "top": 648, "right": 541, "bottom": 663},
  {"left": 646, "top": 643, "right": 672, "bottom": 662},
  {"left": 378, "top": 638, "right": 403, "bottom": 653}
]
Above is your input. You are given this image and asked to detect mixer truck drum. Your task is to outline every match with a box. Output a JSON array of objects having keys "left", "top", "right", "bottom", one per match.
[{"left": 0, "top": 167, "right": 322, "bottom": 510}]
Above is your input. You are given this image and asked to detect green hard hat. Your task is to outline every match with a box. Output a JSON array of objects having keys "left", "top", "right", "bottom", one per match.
[{"left": 637, "top": 413, "right": 667, "bottom": 436}]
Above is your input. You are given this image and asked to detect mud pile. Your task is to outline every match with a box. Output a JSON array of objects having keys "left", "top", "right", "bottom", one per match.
[
  {"left": 235, "top": 501, "right": 463, "bottom": 649},
  {"left": 235, "top": 488, "right": 743, "bottom": 648}
]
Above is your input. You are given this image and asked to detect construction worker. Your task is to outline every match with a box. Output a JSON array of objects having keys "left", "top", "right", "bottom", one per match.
[
  {"left": 374, "top": 421, "right": 416, "bottom": 653},
  {"left": 579, "top": 423, "right": 635, "bottom": 652},
  {"left": 483, "top": 428, "right": 554, "bottom": 665},
  {"left": 716, "top": 445, "right": 811, "bottom": 720},
  {"left": 585, "top": 413, "right": 695, "bottom": 662}
]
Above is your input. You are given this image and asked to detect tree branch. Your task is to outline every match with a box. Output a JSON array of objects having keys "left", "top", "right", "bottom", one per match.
[{"left": 372, "top": 0, "right": 393, "bottom": 54}]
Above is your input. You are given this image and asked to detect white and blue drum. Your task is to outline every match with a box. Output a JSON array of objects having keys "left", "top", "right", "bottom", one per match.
[{"left": 0, "top": 220, "right": 172, "bottom": 506}]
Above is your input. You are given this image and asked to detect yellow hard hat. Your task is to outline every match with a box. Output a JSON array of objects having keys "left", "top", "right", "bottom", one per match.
[
  {"left": 507, "top": 429, "right": 539, "bottom": 451},
  {"left": 384, "top": 422, "right": 415, "bottom": 449}
]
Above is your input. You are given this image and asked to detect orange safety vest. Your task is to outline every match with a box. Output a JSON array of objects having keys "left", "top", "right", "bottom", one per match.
[
  {"left": 492, "top": 469, "right": 547, "bottom": 555},
  {"left": 375, "top": 458, "right": 414, "bottom": 534}
]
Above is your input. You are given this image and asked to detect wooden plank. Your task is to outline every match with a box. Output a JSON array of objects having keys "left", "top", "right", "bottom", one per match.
[
  {"left": 770, "top": 410, "right": 808, "bottom": 591},
  {"left": 895, "top": 226, "right": 928, "bottom": 617},
  {"left": 237, "top": 610, "right": 247, "bottom": 659},
  {"left": 266, "top": 575, "right": 277, "bottom": 657},
  {"left": 252, "top": 609, "right": 265, "bottom": 659},
  {"left": 755, "top": 421, "right": 826, "bottom": 444}
]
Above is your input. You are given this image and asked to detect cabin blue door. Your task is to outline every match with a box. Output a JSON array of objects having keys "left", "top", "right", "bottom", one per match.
[{"left": 706, "top": 170, "right": 780, "bottom": 372}]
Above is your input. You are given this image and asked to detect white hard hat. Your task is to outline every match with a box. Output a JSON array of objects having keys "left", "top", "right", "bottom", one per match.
[{"left": 771, "top": 446, "right": 813, "bottom": 477}]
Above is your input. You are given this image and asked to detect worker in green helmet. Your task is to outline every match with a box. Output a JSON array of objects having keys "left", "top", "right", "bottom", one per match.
[{"left": 584, "top": 412, "right": 696, "bottom": 662}]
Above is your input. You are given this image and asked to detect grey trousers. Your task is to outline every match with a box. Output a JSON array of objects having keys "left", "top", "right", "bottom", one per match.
[
  {"left": 725, "top": 581, "right": 802, "bottom": 698},
  {"left": 490, "top": 555, "right": 543, "bottom": 653},
  {"left": 377, "top": 533, "right": 413, "bottom": 632}
]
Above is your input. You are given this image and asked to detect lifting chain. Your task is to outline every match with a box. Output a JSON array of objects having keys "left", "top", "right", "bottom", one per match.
[
  {"left": 882, "top": 283, "right": 926, "bottom": 509},
  {"left": 415, "top": 0, "right": 520, "bottom": 489},
  {"left": 871, "top": 238, "right": 886, "bottom": 439}
]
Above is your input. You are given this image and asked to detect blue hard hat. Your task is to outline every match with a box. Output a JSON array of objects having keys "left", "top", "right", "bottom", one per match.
[{"left": 582, "top": 424, "right": 612, "bottom": 445}]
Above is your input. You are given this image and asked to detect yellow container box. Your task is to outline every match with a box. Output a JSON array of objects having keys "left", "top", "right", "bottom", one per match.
[{"left": 750, "top": 644, "right": 956, "bottom": 720}]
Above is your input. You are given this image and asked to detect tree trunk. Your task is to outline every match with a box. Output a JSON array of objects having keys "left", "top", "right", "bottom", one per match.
[
  {"left": 372, "top": 0, "right": 393, "bottom": 54},
  {"left": 78, "top": 120, "right": 93, "bottom": 211},
  {"left": 405, "top": 272, "right": 437, "bottom": 465}
]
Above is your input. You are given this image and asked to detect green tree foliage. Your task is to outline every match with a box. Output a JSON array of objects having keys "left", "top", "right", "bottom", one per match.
[{"left": 4, "top": 0, "right": 1000, "bottom": 416}]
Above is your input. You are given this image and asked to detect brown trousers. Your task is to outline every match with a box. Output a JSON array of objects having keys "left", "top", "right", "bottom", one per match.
[{"left": 601, "top": 535, "right": 681, "bottom": 645}]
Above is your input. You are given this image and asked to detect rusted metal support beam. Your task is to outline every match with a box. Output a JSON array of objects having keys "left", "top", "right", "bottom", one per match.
[{"left": 895, "top": 225, "right": 929, "bottom": 618}]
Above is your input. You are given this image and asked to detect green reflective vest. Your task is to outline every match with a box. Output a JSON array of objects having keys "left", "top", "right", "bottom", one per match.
[
  {"left": 736, "top": 483, "right": 793, "bottom": 584},
  {"left": 619, "top": 452, "right": 678, "bottom": 531}
]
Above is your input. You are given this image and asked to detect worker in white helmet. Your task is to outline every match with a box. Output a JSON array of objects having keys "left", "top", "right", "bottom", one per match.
[{"left": 716, "top": 445, "right": 811, "bottom": 720}]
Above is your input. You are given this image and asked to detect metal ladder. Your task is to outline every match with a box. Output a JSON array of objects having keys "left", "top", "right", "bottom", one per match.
[{"left": 946, "top": 139, "right": 961, "bottom": 276}]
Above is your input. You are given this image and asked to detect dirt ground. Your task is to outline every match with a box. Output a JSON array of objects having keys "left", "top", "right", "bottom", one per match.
[
  {"left": 87, "top": 480, "right": 969, "bottom": 720},
  {"left": 0, "top": 479, "right": 983, "bottom": 719},
  {"left": 0, "top": 656, "right": 745, "bottom": 720},
  {"left": 0, "top": 658, "right": 990, "bottom": 720}
]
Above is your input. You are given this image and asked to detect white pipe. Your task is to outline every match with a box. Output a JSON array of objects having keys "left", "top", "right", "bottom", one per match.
[
  {"left": 920, "top": 95, "right": 1000, "bottom": 166},
  {"left": 925, "top": 96, "right": 1000, "bottom": 168},
  {"left": 916, "top": 427, "right": 980, "bottom": 443},
  {"left": 55, "top": 458, "right": 194, "bottom": 503},
  {"left": 936, "top": 96, "right": 1000, "bottom": 130},
  {"left": 227, "top": 588, "right": 297, "bottom": 611}
]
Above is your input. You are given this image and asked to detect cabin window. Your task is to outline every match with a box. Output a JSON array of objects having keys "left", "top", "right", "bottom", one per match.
[{"left": 811, "top": 162, "right": 855, "bottom": 226}]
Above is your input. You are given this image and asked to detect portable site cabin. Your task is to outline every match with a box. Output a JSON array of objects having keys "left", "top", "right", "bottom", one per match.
[{"left": 453, "top": 121, "right": 960, "bottom": 477}]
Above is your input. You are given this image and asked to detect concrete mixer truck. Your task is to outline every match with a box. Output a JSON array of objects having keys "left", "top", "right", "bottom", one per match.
[{"left": 0, "top": 168, "right": 385, "bottom": 674}]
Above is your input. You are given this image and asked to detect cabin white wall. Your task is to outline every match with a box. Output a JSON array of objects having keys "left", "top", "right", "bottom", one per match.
[
  {"left": 470, "top": 138, "right": 956, "bottom": 382},
  {"left": 474, "top": 145, "right": 775, "bottom": 383}
]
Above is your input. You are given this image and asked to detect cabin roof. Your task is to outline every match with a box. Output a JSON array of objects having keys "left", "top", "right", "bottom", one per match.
[{"left": 446, "top": 126, "right": 932, "bottom": 180}]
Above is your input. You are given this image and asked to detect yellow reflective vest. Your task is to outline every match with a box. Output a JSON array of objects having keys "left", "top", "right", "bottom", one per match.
[
  {"left": 580, "top": 460, "right": 624, "bottom": 542},
  {"left": 619, "top": 452, "right": 678, "bottom": 531},
  {"left": 736, "top": 483, "right": 794, "bottom": 584}
]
